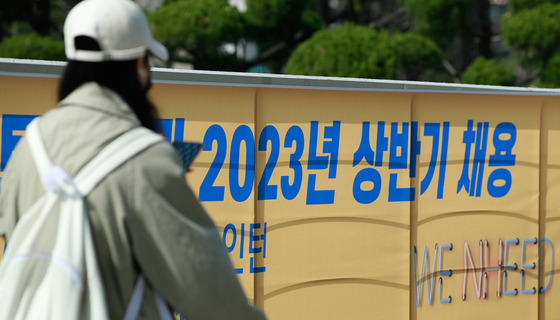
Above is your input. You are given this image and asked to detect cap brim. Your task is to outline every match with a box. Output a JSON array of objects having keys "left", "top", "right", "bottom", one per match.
[{"left": 149, "top": 40, "right": 169, "bottom": 62}]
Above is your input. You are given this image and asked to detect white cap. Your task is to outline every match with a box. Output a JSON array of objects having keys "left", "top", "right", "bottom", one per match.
[{"left": 64, "top": 0, "right": 168, "bottom": 62}]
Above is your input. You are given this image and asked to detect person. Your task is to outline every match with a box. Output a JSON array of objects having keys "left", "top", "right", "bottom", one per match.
[{"left": 0, "top": 0, "right": 266, "bottom": 319}]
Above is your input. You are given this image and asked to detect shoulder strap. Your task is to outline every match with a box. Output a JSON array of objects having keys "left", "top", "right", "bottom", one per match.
[
  {"left": 124, "top": 275, "right": 174, "bottom": 320},
  {"left": 26, "top": 117, "right": 163, "bottom": 197},
  {"left": 25, "top": 118, "right": 169, "bottom": 320},
  {"left": 26, "top": 118, "right": 54, "bottom": 188},
  {"left": 72, "top": 126, "right": 163, "bottom": 196}
]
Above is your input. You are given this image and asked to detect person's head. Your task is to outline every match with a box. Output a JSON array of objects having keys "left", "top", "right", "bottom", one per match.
[{"left": 59, "top": 0, "right": 169, "bottom": 131}]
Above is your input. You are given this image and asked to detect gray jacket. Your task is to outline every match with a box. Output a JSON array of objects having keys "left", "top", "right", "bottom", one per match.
[{"left": 0, "top": 82, "right": 265, "bottom": 320}]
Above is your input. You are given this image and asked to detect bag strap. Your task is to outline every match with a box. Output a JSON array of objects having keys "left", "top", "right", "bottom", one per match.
[
  {"left": 26, "top": 117, "right": 163, "bottom": 197},
  {"left": 26, "top": 117, "right": 170, "bottom": 319},
  {"left": 72, "top": 126, "right": 162, "bottom": 196},
  {"left": 26, "top": 118, "right": 54, "bottom": 186},
  {"left": 123, "top": 275, "right": 146, "bottom": 320},
  {"left": 124, "top": 275, "right": 175, "bottom": 320}
]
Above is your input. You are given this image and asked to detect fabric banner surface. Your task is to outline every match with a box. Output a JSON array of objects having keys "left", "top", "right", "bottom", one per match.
[{"left": 1, "top": 60, "right": 560, "bottom": 319}]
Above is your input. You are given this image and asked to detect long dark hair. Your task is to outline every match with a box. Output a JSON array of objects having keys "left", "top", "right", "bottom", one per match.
[{"left": 58, "top": 37, "right": 160, "bottom": 131}]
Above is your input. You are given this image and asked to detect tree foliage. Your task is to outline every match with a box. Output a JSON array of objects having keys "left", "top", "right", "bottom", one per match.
[
  {"left": 0, "top": 0, "right": 76, "bottom": 61},
  {"left": 0, "top": 33, "right": 65, "bottom": 61},
  {"left": 403, "top": 0, "right": 493, "bottom": 80},
  {"left": 508, "top": 0, "right": 560, "bottom": 13},
  {"left": 2, "top": 0, "right": 560, "bottom": 88},
  {"left": 245, "top": 0, "right": 321, "bottom": 31},
  {"left": 501, "top": 2, "right": 560, "bottom": 85},
  {"left": 244, "top": 0, "right": 323, "bottom": 72},
  {"left": 0, "top": 0, "right": 50, "bottom": 39},
  {"left": 149, "top": 0, "right": 244, "bottom": 70},
  {"left": 403, "top": 0, "right": 470, "bottom": 44},
  {"left": 537, "top": 53, "right": 560, "bottom": 88},
  {"left": 392, "top": 32, "right": 443, "bottom": 79},
  {"left": 147, "top": 0, "right": 323, "bottom": 72},
  {"left": 286, "top": 24, "right": 397, "bottom": 79},
  {"left": 461, "top": 57, "right": 515, "bottom": 86},
  {"left": 502, "top": 3, "right": 560, "bottom": 67},
  {"left": 285, "top": 23, "right": 442, "bottom": 80}
]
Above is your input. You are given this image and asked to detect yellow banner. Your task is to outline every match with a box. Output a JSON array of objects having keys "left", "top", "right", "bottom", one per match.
[{"left": 1, "top": 67, "right": 560, "bottom": 320}]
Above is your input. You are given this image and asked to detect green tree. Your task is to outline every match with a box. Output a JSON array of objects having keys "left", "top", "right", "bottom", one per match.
[
  {"left": 0, "top": 0, "right": 50, "bottom": 39},
  {"left": 536, "top": 53, "right": 560, "bottom": 88},
  {"left": 286, "top": 24, "right": 397, "bottom": 78},
  {"left": 285, "top": 23, "right": 442, "bottom": 80},
  {"left": 149, "top": 0, "right": 244, "bottom": 70},
  {"left": 403, "top": 0, "right": 469, "bottom": 43},
  {"left": 0, "top": 33, "right": 65, "bottom": 61},
  {"left": 501, "top": 2, "right": 560, "bottom": 85},
  {"left": 392, "top": 32, "right": 443, "bottom": 80},
  {"left": 3, "top": 0, "right": 559, "bottom": 88},
  {"left": 461, "top": 57, "right": 515, "bottom": 86},
  {"left": 403, "top": 0, "right": 492, "bottom": 75},
  {"left": 244, "top": 0, "right": 323, "bottom": 72},
  {"left": 0, "top": 0, "right": 77, "bottom": 61},
  {"left": 508, "top": 0, "right": 560, "bottom": 13}
]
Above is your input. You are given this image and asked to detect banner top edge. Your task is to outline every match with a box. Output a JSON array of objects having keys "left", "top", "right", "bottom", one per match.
[{"left": 2, "top": 58, "right": 560, "bottom": 96}]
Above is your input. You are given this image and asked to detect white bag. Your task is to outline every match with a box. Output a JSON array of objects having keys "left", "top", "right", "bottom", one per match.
[{"left": 0, "top": 118, "right": 171, "bottom": 320}]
